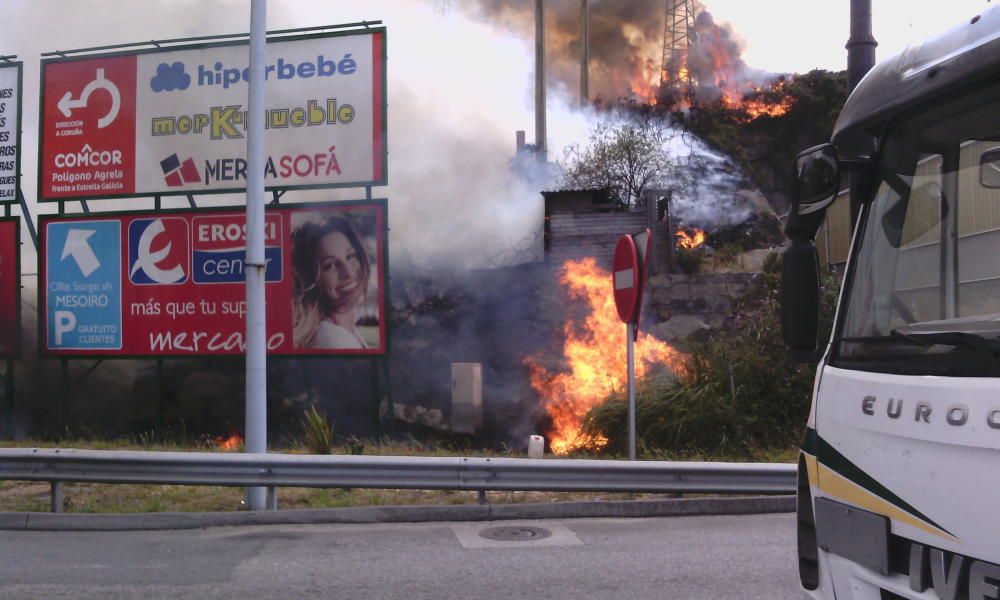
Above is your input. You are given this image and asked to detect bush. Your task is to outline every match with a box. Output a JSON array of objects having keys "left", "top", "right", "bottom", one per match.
[
  {"left": 302, "top": 404, "right": 334, "bottom": 455},
  {"left": 713, "top": 243, "right": 743, "bottom": 268},
  {"left": 581, "top": 262, "right": 840, "bottom": 457},
  {"left": 675, "top": 247, "right": 705, "bottom": 274}
]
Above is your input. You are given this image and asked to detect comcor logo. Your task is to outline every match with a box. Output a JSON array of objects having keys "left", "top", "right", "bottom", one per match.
[{"left": 128, "top": 218, "right": 189, "bottom": 285}]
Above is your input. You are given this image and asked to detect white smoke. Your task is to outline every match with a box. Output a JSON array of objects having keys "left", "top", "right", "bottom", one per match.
[{"left": 3, "top": 0, "right": 756, "bottom": 273}]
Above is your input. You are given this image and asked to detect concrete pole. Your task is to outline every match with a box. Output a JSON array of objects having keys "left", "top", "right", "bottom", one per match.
[
  {"left": 580, "top": 0, "right": 589, "bottom": 108},
  {"left": 245, "top": 0, "right": 268, "bottom": 511},
  {"left": 535, "top": 0, "right": 547, "bottom": 160}
]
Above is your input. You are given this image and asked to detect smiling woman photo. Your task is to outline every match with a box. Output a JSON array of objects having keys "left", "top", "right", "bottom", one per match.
[{"left": 291, "top": 214, "right": 373, "bottom": 349}]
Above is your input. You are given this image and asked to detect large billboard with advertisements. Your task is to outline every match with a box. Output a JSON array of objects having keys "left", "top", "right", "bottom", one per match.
[
  {"left": 38, "top": 29, "right": 386, "bottom": 202},
  {"left": 40, "top": 201, "right": 387, "bottom": 357},
  {"left": 0, "top": 62, "right": 21, "bottom": 204},
  {"left": 0, "top": 218, "right": 20, "bottom": 358}
]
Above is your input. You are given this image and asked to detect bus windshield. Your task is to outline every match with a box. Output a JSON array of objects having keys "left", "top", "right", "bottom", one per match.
[{"left": 834, "top": 84, "right": 1000, "bottom": 376}]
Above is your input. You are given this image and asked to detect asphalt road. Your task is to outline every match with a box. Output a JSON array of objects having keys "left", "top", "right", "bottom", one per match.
[{"left": 0, "top": 513, "right": 801, "bottom": 599}]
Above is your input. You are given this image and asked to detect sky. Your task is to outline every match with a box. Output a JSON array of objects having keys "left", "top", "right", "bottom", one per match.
[
  {"left": 704, "top": 0, "right": 991, "bottom": 74},
  {"left": 2, "top": 0, "right": 994, "bottom": 82},
  {"left": 0, "top": 0, "right": 996, "bottom": 270}
]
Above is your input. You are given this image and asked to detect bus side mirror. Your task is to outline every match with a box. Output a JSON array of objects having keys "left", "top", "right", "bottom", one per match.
[
  {"left": 781, "top": 241, "right": 821, "bottom": 361},
  {"left": 782, "top": 144, "right": 836, "bottom": 362},
  {"left": 786, "top": 144, "right": 840, "bottom": 241}
]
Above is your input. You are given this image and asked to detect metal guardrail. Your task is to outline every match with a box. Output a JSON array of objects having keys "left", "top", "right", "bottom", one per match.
[{"left": 0, "top": 448, "right": 797, "bottom": 512}]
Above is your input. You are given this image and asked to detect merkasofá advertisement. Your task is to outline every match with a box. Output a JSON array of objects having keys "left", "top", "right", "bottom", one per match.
[{"left": 39, "top": 29, "right": 386, "bottom": 201}]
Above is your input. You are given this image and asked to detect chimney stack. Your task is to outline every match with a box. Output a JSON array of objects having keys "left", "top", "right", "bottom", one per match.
[
  {"left": 535, "top": 0, "right": 547, "bottom": 161},
  {"left": 516, "top": 130, "right": 526, "bottom": 153},
  {"left": 846, "top": 0, "right": 877, "bottom": 230},
  {"left": 580, "top": 0, "right": 589, "bottom": 107},
  {"left": 846, "top": 0, "right": 877, "bottom": 92}
]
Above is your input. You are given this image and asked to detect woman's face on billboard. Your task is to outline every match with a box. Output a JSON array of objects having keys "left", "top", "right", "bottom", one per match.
[{"left": 317, "top": 231, "right": 362, "bottom": 305}]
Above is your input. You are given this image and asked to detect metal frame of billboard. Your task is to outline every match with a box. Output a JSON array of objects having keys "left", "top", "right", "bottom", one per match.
[
  {"left": 37, "top": 199, "right": 390, "bottom": 360},
  {"left": 0, "top": 60, "right": 22, "bottom": 206},
  {"left": 0, "top": 216, "right": 21, "bottom": 360},
  {"left": 36, "top": 24, "right": 388, "bottom": 203}
]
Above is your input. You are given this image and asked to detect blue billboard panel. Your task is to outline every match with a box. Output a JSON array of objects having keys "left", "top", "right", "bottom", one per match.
[{"left": 45, "top": 220, "right": 122, "bottom": 350}]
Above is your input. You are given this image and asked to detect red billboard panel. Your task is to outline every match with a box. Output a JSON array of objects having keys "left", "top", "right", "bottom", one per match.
[
  {"left": 40, "top": 201, "right": 386, "bottom": 357},
  {"left": 0, "top": 218, "right": 20, "bottom": 357},
  {"left": 39, "top": 29, "right": 387, "bottom": 202}
]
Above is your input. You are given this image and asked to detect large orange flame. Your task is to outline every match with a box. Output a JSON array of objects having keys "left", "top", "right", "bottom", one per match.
[
  {"left": 676, "top": 228, "right": 706, "bottom": 249},
  {"left": 526, "top": 258, "right": 686, "bottom": 454}
]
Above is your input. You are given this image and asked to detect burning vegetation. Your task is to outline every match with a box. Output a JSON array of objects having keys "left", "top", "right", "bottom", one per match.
[
  {"left": 525, "top": 258, "right": 685, "bottom": 454},
  {"left": 675, "top": 227, "right": 706, "bottom": 250},
  {"left": 460, "top": 0, "right": 795, "bottom": 120},
  {"left": 215, "top": 433, "right": 243, "bottom": 451}
]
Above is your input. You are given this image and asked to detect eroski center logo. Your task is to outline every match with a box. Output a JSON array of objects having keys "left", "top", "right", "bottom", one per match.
[{"left": 128, "top": 218, "right": 189, "bottom": 285}]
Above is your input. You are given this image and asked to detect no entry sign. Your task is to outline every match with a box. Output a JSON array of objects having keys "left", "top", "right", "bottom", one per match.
[{"left": 613, "top": 235, "right": 640, "bottom": 323}]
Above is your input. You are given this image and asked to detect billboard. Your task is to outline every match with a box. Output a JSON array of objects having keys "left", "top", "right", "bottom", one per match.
[
  {"left": 38, "top": 29, "right": 386, "bottom": 202},
  {"left": 0, "top": 62, "right": 20, "bottom": 204},
  {"left": 40, "top": 201, "right": 387, "bottom": 357},
  {"left": 0, "top": 218, "right": 20, "bottom": 357}
]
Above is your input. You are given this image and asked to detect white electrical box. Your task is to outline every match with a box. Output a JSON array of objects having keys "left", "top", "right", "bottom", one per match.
[{"left": 451, "top": 363, "right": 482, "bottom": 435}]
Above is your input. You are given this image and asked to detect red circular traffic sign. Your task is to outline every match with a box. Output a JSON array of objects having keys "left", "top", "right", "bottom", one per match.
[{"left": 613, "top": 235, "right": 640, "bottom": 323}]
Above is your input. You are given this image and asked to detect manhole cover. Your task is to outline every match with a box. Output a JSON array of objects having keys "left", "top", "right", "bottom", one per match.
[{"left": 478, "top": 526, "right": 553, "bottom": 542}]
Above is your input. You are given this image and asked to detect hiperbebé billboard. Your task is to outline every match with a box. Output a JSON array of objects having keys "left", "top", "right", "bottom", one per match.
[
  {"left": 38, "top": 29, "right": 387, "bottom": 202},
  {"left": 0, "top": 62, "right": 21, "bottom": 204},
  {"left": 0, "top": 218, "right": 20, "bottom": 357},
  {"left": 40, "top": 201, "right": 387, "bottom": 357}
]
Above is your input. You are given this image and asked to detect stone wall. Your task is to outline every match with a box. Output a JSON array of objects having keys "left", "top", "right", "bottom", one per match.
[{"left": 645, "top": 272, "right": 759, "bottom": 342}]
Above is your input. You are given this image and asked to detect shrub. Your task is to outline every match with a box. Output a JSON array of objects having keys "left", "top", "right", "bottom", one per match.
[
  {"left": 581, "top": 262, "right": 841, "bottom": 457},
  {"left": 675, "top": 247, "right": 705, "bottom": 274},
  {"left": 713, "top": 243, "right": 743, "bottom": 268},
  {"left": 302, "top": 404, "right": 334, "bottom": 455}
]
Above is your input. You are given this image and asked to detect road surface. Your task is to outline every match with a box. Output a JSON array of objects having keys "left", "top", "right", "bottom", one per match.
[{"left": 0, "top": 513, "right": 801, "bottom": 599}]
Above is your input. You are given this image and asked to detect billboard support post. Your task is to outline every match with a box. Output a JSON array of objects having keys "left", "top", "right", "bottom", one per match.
[
  {"left": 3, "top": 361, "right": 12, "bottom": 438},
  {"left": 17, "top": 194, "right": 33, "bottom": 250},
  {"left": 383, "top": 359, "right": 394, "bottom": 437},
  {"left": 245, "top": 0, "right": 268, "bottom": 512},
  {"left": 156, "top": 359, "right": 165, "bottom": 431}
]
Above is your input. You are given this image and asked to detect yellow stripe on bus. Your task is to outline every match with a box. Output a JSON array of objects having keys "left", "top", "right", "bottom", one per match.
[{"left": 816, "top": 463, "right": 958, "bottom": 543}]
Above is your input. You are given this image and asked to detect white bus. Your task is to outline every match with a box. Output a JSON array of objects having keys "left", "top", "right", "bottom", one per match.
[{"left": 783, "top": 6, "right": 1000, "bottom": 600}]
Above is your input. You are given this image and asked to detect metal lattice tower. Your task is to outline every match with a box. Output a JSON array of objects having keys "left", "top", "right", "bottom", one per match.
[{"left": 661, "top": 0, "right": 696, "bottom": 90}]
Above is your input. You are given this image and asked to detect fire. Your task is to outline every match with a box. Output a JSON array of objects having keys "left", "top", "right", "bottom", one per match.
[
  {"left": 656, "top": 9, "right": 793, "bottom": 119},
  {"left": 215, "top": 433, "right": 243, "bottom": 451},
  {"left": 526, "top": 258, "right": 686, "bottom": 454},
  {"left": 676, "top": 228, "right": 706, "bottom": 249}
]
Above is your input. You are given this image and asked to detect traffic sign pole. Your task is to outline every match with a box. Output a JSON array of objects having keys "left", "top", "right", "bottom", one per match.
[{"left": 627, "top": 322, "right": 636, "bottom": 461}]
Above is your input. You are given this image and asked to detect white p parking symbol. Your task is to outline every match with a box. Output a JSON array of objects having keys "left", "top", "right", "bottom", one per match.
[{"left": 54, "top": 310, "right": 76, "bottom": 346}]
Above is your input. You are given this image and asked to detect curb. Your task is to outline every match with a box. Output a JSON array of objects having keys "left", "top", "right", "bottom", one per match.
[{"left": 0, "top": 495, "right": 794, "bottom": 532}]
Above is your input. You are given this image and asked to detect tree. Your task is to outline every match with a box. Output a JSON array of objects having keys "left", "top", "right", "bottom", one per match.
[{"left": 559, "top": 119, "right": 675, "bottom": 209}]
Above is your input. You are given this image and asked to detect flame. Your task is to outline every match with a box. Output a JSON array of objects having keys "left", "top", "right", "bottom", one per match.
[
  {"left": 656, "top": 11, "right": 793, "bottom": 119},
  {"left": 215, "top": 433, "right": 243, "bottom": 451},
  {"left": 676, "top": 228, "right": 706, "bottom": 249},
  {"left": 526, "top": 258, "right": 686, "bottom": 454}
]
